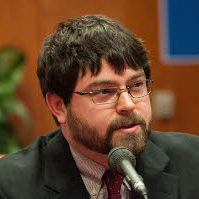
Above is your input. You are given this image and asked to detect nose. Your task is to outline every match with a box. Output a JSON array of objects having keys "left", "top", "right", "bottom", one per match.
[{"left": 115, "top": 91, "right": 136, "bottom": 115}]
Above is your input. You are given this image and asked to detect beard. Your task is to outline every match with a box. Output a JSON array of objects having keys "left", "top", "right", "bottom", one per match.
[{"left": 67, "top": 104, "right": 152, "bottom": 156}]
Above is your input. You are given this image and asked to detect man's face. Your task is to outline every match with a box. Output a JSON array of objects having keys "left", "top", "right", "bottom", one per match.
[{"left": 64, "top": 60, "right": 152, "bottom": 156}]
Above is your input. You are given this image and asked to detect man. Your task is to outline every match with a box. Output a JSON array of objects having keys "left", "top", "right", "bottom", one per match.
[{"left": 0, "top": 15, "right": 199, "bottom": 199}]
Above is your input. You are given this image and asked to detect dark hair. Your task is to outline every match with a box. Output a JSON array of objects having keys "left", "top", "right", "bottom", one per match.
[{"left": 37, "top": 15, "right": 151, "bottom": 125}]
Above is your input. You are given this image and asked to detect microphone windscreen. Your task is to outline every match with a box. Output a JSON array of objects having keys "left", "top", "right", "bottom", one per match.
[{"left": 108, "top": 146, "right": 136, "bottom": 174}]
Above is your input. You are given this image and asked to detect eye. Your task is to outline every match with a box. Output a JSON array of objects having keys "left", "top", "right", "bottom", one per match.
[
  {"left": 133, "top": 80, "right": 145, "bottom": 87},
  {"left": 92, "top": 88, "right": 117, "bottom": 95},
  {"left": 101, "top": 88, "right": 116, "bottom": 94}
]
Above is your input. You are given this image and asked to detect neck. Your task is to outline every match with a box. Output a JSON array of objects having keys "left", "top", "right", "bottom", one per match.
[
  {"left": 71, "top": 142, "right": 109, "bottom": 168},
  {"left": 65, "top": 138, "right": 108, "bottom": 168},
  {"left": 61, "top": 126, "right": 109, "bottom": 168}
]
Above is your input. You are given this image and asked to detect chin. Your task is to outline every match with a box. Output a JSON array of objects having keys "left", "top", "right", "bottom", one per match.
[{"left": 111, "top": 132, "right": 148, "bottom": 156}]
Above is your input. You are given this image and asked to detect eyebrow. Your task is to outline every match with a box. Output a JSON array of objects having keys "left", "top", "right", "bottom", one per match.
[
  {"left": 84, "top": 71, "right": 145, "bottom": 90},
  {"left": 126, "top": 71, "right": 145, "bottom": 82}
]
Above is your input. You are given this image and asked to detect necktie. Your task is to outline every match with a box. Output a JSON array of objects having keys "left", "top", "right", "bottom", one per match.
[{"left": 103, "top": 170, "right": 123, "bottom": 199}]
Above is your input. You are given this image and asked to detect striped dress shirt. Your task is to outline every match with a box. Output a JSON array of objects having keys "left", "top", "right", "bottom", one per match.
[{"left": 70, "top": 146, "right": 130, "bottom": 199}]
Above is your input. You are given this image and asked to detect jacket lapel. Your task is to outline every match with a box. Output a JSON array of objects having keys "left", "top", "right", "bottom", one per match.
[
  {"left": 134, "top": 140, "right": 178, "bottom": 199},
  {"left": 42, "top": 131, "right": 90, "bottom": 199}
]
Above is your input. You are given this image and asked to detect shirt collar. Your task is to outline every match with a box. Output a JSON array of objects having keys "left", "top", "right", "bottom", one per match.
[{"left": 70, "top": 146, "right": 106, "bottom": 196}]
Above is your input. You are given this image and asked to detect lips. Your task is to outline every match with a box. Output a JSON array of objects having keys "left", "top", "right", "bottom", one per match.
[{"left": 118, "top": 123, "right": 139, "bottom": 129}]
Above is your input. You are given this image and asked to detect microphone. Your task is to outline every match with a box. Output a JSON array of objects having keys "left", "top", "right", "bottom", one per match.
[{"left": 108, "top": 146, "right": 148, "bottom": 199}]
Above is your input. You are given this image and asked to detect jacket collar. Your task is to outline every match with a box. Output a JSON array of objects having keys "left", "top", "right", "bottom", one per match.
[
  {"left": 43, "top": 130, "right": 90, "bottom": 199},
  {"left": 134, "top": 139, "right": 178, "bottom": 199}
]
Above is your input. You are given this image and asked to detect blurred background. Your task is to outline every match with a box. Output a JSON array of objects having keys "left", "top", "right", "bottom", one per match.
[{"left": 0, "top": 0, "right": 199, "bottom": 153}]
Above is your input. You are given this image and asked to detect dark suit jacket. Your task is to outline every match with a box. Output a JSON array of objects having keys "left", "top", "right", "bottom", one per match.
[{"left": 0, "top": 129, "right": 199, "bottom": 199}]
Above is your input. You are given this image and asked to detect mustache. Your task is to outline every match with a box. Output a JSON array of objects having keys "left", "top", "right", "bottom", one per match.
[
  {"left": 108, "top": 112, "right": 146, "bottom": 132},
  {"left": 104, "top": 112, "right": 148, "bottom": 153}
]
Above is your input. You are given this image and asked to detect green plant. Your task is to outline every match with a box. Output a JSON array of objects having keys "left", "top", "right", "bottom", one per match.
[{"left": 0, "top": 47, "right": 30, "bottom": 153}]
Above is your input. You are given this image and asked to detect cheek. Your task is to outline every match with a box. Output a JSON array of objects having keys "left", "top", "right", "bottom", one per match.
[
  {"left": 71, "top": 97, "right": 112, "bottom": 131},
  {"left": 137, "top": 98, "right": 152, "bottom": 122},
  {"left": 87, "top": 108, "right": 112, "bottom": 131}
]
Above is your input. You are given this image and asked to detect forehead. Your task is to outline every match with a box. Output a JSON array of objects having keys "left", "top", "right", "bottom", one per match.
[{"left": 75, "top": 59, "right": 144, "bottom": 90}]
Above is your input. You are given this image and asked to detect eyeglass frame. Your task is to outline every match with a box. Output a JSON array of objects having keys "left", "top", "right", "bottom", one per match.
[{"left": 72, "top": 79, "right": 154, "bottom": 105}]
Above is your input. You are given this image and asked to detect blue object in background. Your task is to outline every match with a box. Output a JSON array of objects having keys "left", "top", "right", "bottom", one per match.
[{"left": 159, "top": 0, "right": 199, "bottom": 64}]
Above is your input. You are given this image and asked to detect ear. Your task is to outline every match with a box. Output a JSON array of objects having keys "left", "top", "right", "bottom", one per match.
[{"left": 46, "top": 93, "right": 67, "bottom": 124}]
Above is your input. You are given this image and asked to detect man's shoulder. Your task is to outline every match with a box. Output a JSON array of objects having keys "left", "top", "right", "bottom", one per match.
[
  {"left": 0, "top": 129, "right": 62, "bottom": 198},
  {"left": 150, "top": 131, "right": 199, "bottom": 146},
  {"left": 149, "top": 131, "right": 199, "bottom": 160},
  {"left": 0, "top": 129, "right": 60, "bottom": 169}
]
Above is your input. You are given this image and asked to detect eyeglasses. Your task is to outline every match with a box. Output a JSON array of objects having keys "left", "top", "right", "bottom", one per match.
[{"left": 73, "top": 79, "right": 153, "bottom": 105}]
